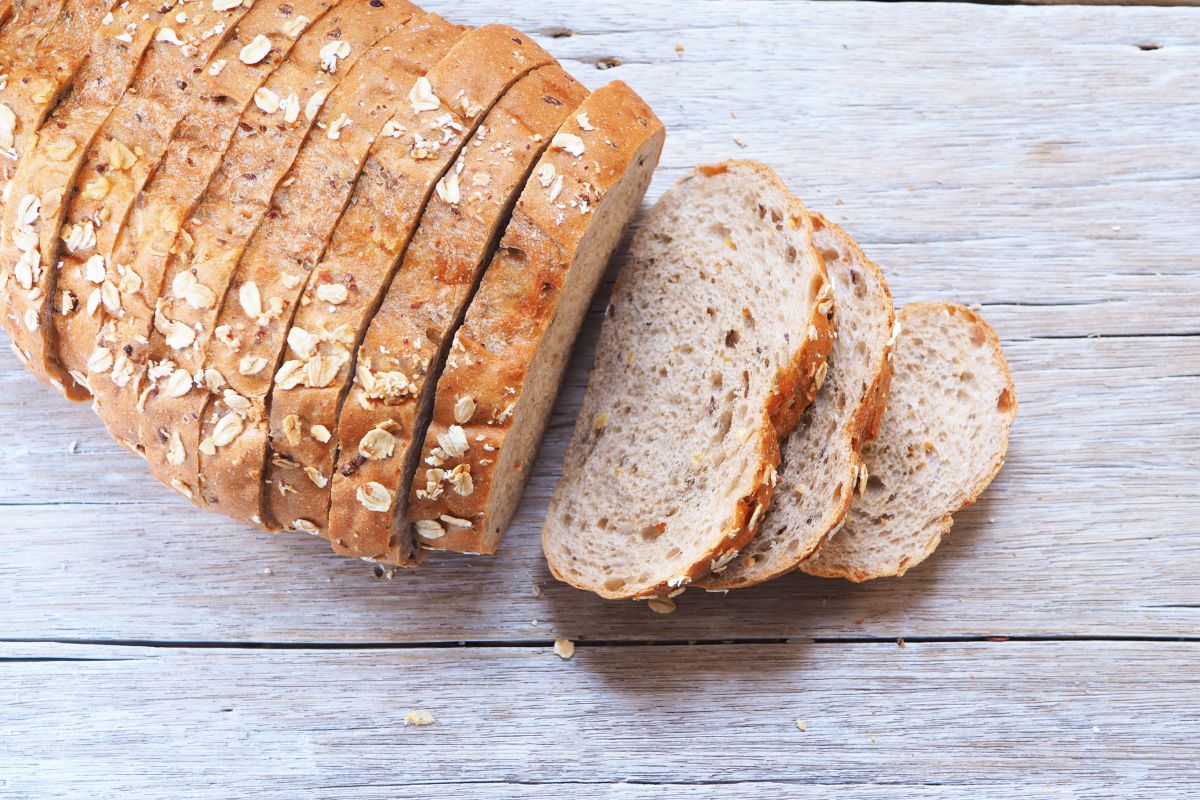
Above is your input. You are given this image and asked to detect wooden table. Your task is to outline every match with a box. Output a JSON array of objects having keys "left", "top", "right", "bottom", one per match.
[{"left": 3, "top": 1, "right": 1198, "bottom": 796}]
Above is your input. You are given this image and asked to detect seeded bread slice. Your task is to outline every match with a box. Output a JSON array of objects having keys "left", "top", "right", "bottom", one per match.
[
  {"left": 49, "top": 0, "right": 264, "bottom": 400},
  {"left": 406, "top": 82, "right": 667, "bottom": 564},
  {"left": 699, "top": 216, "right": 895, "bottom": 589},
  {"left": 260, "top": 25, "right": 557, "bottom": 541},
  {"left": 0, "top": 0, "right": 171, "bottom": 393},
  {"left": 188, "top": 13, "right": 465, "bottom": 526},
  {"left": 800, "top": 302, "right": 1017, "bottom": 581},
  {"left": 87, "top": 0, "right": 339, "bottom": 450},
  {"left": 0, "top": 0, "right": 64, "bottom": 57},
  {"left": 541, "top": 161, "right": 836, "bottom": 600},
  {"left": 111, "top": 1, "right": 402, "bottom": 500},
  {"left": 0, "top": 0, "right": 109, "bottom": 185},
  {"left": 327, "top": 64, "right": 587, "bottom": 560}
]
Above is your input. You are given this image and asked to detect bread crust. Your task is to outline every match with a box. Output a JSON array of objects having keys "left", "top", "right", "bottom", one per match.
[
  {"left": 408, "top": 84, "right": 667, "bottom": 565},
  {"left": 327, "top": 64, "right": 587, "bottom": 562},
  {"left": 258, "top": 25, "right": 556, "bottom": 546},
  {"left": 698, "top": 215, "right": 894, "bottom": 590},
  {"left": 87, "top": 0, "right": 339, "bottom": 452},
  {"left": 800, "top": 301, "right": 1017, "bottom": 581},
  {"left": 172, "top": 13, "right": 461, "bottom": 527},
  {"left": 0, "top": 0, "right": 168, "bottom": 397},
  {"left": 50, "top": 0, "right": 265, "bottom": 400}
]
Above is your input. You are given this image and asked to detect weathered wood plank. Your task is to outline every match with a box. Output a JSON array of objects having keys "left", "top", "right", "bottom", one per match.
[
  {"left": 0, "top": 0, "right": 1198, "bottom": 643},
  {"left": 2, "top": 641, "right": 1197, "bottom": 797}
]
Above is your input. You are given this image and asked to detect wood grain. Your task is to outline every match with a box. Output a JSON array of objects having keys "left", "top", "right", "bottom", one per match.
[
  {"left": 2, "top": 641, "right": 1197, "bottom": 796},
  {"left": 0, "top": 1, "right": 1197, "bottom": 794}
]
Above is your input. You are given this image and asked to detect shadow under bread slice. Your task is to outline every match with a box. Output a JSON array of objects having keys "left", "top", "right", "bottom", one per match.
[
  {"left": 184, "top": 13, "right": 466, "bottom": 527},
  {"left": 256, "top": 25, "right": 558, "bottom": 548},
  {"left": 408, "top": 82, "right": 667, "bottom": 565},
  {"left": 326, "top": 63, "right": 588, "bottom": 563}
]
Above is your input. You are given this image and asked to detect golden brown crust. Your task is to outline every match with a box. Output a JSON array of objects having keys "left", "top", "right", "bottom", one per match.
[
  {"left": 799, "top": 301, "right": 1018, "bottom": 582},
  {"left": 327, "top": 64, "right": 587, "bottom": 562},
  {"left": 258, "top": 25, "right": 556, "bottom": 544},
  {"left": 49, "top": 0, "right": 261, "bottom": 400},
  {"left": 0, "top": 0, "right": 102, "bottom": 185},
  {"left": 698, "top": 215, "right": 894, "bottom": 591},
  {"left": 0, "top": 0, "right": 168, "bottom": 397},
  {"left": 87, "top": 0, "right": 338, "bottom": 452},
  {"left": 125, "top": 1, "right": 400, "bottom": 502},
  {"left": 178, "top": 13, "right": 458, "bottom": 527},
  {"left": 408, "top": 81, "right": 666, "bottom": 563}
]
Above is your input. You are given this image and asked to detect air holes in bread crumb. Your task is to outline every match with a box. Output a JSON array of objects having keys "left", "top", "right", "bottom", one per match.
[
  {"left": 997, "top": 387, "right": 1016, "bottom": 413},
  {"left": 724, "top": 329, "right": 740, "bottom": 348}
]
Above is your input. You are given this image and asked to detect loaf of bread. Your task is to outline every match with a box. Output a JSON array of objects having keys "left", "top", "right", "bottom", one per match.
[
  {"left": 1, "top": 5, "right": 1016, "bottom": 600},
  {"left": 0, "top": 2, "right": 662, "bottom": 570}
]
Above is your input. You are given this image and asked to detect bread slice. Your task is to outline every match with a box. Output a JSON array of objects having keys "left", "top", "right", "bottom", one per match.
[
  {"left": 800, "top": 302, "right": 1018, "bottom": 581},
  {"left": 541, "top": 161, "right": 835, "bottom": 600},
  {"left": 405, "top": 83, "right": 667, "bottom": 564},
  {"left": 0, "top": 0, "right": 174, "bottom": 395},
  {"left": 0, "top": 0, "right": 64, "bottom": 58},
  {"left": 260, "top": 25, "right": 556, "bottom": 540},
  {"left": 49, "top": 0, "right": 273, "bottom": 400},
  {"left": 0, "top": 0, "right": 111, "bottom": 185},
  {"left": 190, "top": 13, "right": 464, "bottom": 526},
  {"left": 119, "top": 1, "right": 404, "bottom": 500},
  {"left": 699, "top": 216, "right": 895, "bottom": 589},
  {"left": 86, "top": 0, "right": 341, "bottom": 450},
  {"left": 326, "top": 64, "right": 587, "bottom": 562}
]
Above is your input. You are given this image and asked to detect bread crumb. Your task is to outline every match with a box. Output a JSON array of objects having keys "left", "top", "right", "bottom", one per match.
[
  {"left": 261, "top": 567, "right": 273, "bottom": 577},
  {"left": 553, "top": 638, "right": 575, "bottom": 660},
  {"left": 531, "top": 583, "right": 542, "bottom": 597},
  {"left": 674, "top": 43, "right": 684, "bottom": 53},
  {"left": 733, "top": 136, "right": 747, "bottom": 149},
  {"left": 795, "top": 720, "right": 807, "bottom": 732},
  {"left": 67, "top": 440, "right": 78, "bottom": 454},
  {"left": 647, "top": 597, "right": 676, "bottom": 615},
  {"left": 404, "top": 710, "right": 436, "bottom": 727},
  {"left": 896, "top": 637, "right": 905, "bottom": 648}
]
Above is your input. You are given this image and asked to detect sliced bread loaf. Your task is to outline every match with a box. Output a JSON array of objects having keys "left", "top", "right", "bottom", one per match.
[
  {"left": 1, "top": 0, "right": 174, "bottom": 395},
  {"left": 326, "top": 64, "right": 587, "bottom": 562},
  {"left": 260, "top": 25, "right": 556, "bottom": 542},
  {"left": 124, "top": 0, "right": 403, "bottom": 499},
  {"left": 87, "top": 0, "right": 339, "bottom": 449},
  {"left": 541, "top": 161, "right": 835, "bottom": 600},
  {"left": 0, "top": 0, "right": 111, "bottom": 184},
  {"left": 50, "top": 0, "right": 269, "bottom": 399},
  {"left": 699, "top": 216, "right": 895, "bottom": 589},
  {"left": 800, "top": 302, "right": 1017, "bottom": 581},
  {"left": 192, "top": 13, "right": 464, "bottom": 526},
  {"left": 404, "top": 82, "right": 666, "bottom": 564}
]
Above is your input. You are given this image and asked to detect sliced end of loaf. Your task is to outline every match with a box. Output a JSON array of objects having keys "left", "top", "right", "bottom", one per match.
[{"left": 801, "top": 301, "right": 1017, "bottom": 581}]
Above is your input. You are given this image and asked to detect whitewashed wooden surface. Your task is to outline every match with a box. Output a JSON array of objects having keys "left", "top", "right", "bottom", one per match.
[{"left": 2, "top": 1, "right": 1198, "bottom": 796}]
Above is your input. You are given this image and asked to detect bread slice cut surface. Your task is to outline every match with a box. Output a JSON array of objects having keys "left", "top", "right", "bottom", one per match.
[
  {"left": 800, "top": 301, "right": 1017, "bottom": 581},
  {"left": 700, "top": 216, "right": 895, "bottom": 589},
  {"left": 542, "top": 161, "right": 835, "bottom": 600}
]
